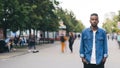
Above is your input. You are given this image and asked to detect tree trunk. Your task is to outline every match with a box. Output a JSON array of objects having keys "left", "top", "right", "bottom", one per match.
[
  {"left": 3, "top": 27, "right": 7, "bottom": 39},
  {"left": 29, "top": 29, "right": 31, "bottom": 35}
]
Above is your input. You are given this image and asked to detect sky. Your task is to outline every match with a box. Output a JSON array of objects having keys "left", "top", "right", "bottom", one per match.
[{"left": 57, "top": 0, "right": 120, "bottom": 28}]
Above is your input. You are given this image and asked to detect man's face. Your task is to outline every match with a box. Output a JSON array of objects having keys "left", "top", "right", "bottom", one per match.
[{"left": 90, "top": 15, "right": 99, "bottom": 27}]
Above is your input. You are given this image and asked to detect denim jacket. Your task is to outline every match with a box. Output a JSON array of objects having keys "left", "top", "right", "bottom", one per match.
[{"left": 79, "top": 27, "right": 108, "bottom": 65}]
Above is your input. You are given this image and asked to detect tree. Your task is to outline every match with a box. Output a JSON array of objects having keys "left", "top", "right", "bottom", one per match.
[
  {"left": 74, "top": 20, "right": 85, "bottom": 32},
  {"left": 0, "top": 0, "right": 21, "bottom": 38},
  {"left": 102, "top": 14, "right": 118, "bottom": 33},
  {"left": 56, "top": 7, "right": 85, "bottom": 33}
]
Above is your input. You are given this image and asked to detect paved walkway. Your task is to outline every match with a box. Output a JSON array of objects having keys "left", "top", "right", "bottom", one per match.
[
  {"left": 106, "top": 39, "right": 120, "bottom": 68},
  {"left": 1, "top": 38, "right": 120, "bottom": 65},
  {"left": 0, "top": 38, "right": 120, "bottom": 68},
  {"left": 0, "top": 41, "right": 59, "bottom": 59}
]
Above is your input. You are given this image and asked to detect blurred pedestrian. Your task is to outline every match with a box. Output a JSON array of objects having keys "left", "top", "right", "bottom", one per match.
[
  {"left": 14, "top": 36, "right": 19, "bottom": 46},
  {"left": 28, "top": 34, "right": 38, "bottom": 53},
  {"left": 68, "top": 32, "right": 75, "bottom": 53},
  {"left": 60, "top": 35, "right": 67, "bottom": 53},
  {"left": 79, "top": 13, "right": 108, "bottom": 68},
  {"left": 7, "top": 39, "right": 13, "bottom": 51},
  {"left": 107, "top": 34, "right": 109, "bottom": 40},
  {"left": 117, "top": 32, "right": 120, "bottom": 49},
  {"left": 78, "top": 34, "right": 81, "bottom": 38},
  {"left": 112, "top": 34, "right": 114, "bottom": 40},
  {"left": 6, "top": 38, "right": 16, "bottom": 52}
]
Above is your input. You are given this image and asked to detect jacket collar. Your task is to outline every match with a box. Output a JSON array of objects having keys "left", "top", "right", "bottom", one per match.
[{"left": 88, "top": 26, "right": 101, "bottom": 33}]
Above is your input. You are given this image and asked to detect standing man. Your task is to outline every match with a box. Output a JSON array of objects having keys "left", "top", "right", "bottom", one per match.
[{"left": 79, "top": 13, "right": 108, "bottom": 68}]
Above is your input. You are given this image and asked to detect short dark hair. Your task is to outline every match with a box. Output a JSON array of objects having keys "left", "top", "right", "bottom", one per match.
[{"left": 90, "top": 13, "right": 98, "bottom": 17}]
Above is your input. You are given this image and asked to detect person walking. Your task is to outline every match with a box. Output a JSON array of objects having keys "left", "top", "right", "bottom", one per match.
[
  {"left": 60, "top": 35, "right": 67, "bottom": 53},
  {"left": 28, "top": 34, "right": 38, "bottom": 53},
  {"left": 79, "top": 13, "right": 108, "bottom": 68},
  {"left": 68, "top": 32, "right": 75, "bottom": 53},
  {"left": 117, "top": 32, "right": 120, "bottom": 49}
]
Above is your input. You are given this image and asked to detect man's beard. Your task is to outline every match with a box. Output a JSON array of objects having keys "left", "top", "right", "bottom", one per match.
[{"left": 91, "top": 22, "right": 97, "bottom": 27}]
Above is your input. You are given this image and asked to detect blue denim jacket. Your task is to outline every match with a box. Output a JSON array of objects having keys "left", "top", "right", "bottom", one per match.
[{"left": 79, "top": 27, "right": 108, "bottom": 65}]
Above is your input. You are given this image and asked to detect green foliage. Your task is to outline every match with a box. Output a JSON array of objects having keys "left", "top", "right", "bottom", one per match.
[
  {"left": 102, "top": 11, "right": 120, "bottom": 33},
  {"left": 0, "top": 0, "right": 85, "bottom": 38},
  {"left": 74, "top": 20, "right": 85, "bottom": 32},
  {"left": 56, "top": 7, "right": 85, "bottom": 33}
]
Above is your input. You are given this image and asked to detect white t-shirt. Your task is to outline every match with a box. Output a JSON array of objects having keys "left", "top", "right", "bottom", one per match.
[{"left": 90, "top": 31, "right": 96, "bottom": 64}]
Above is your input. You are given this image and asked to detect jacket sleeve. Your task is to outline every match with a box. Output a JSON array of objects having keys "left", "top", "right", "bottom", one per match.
[
  {"left": 79, "top": 32, "right": 85, "bottom": 58},
  {"left": 103, "top": 31, "right": 108, "bottom": 58}
]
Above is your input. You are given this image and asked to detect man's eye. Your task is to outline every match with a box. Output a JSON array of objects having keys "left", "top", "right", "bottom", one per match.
[
  {"left": 91, "top": 19, "right": 97, "bottom": 20},
  {"left": 91, "top": 19, "right": 95, "bottom": 20}
]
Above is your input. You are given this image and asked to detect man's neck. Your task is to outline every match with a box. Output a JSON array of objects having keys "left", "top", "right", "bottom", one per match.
[{"left": 91, "top": 26, "right": 98, "bottom": 31}]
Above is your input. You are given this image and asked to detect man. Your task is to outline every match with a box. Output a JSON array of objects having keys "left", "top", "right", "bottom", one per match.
[
  {"left": 28, "top": 34, "right": 39, "bottom": 53},
  {"left": 68, "top": 32, "right": 75, "bottom": 53},
  {"left": 79, "top": 13, "right": 108, "bottom": 68}
]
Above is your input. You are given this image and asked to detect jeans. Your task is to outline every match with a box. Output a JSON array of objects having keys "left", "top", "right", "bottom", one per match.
[{"left": 84, "top": 63, "right": 104, "bottom": 68}]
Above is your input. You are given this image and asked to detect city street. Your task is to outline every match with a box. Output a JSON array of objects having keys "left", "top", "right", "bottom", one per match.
[{"left": 0, "top": 38, "right": 120, "bottom": 68}]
